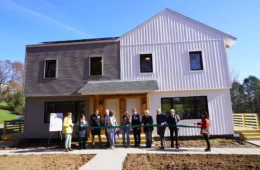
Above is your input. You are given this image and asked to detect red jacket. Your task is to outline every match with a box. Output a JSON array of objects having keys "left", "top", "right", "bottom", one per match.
[{"left": 198, "top": 118, "right": 210, "bottom": 136}]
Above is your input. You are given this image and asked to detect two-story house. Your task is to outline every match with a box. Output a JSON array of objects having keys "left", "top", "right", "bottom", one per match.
[{"left": 24, "top": 8, "right": 236, "bottom": 140}]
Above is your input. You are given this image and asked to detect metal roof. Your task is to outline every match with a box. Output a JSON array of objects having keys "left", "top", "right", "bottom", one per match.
[{"left": 41, "top": 37, "right": 119, "bottom": 44}]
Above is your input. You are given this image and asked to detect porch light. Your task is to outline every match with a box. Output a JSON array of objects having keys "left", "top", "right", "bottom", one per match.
[
  {"left": 99, "top": 101, "right": 103, "bottom": 106},
  {"left": 145, "top": 57, "right": 150, "bottom": 61}
]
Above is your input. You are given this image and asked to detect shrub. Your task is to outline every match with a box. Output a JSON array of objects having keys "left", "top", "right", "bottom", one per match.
[{"left": 7, "top": 91, "right": 25, "bottom": 114}]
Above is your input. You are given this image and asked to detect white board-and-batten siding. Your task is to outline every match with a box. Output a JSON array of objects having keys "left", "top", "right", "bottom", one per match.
[
  {"left": 120, "top": 10, "right": 231, "bottom": 91},
  {"left": 149, "top": 90, "right": 234, "bottom": 137}
]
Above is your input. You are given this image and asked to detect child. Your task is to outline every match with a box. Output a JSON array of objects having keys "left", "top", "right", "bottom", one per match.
[{"left": 77, "top": 114, "right": 88, "bottom": 149}]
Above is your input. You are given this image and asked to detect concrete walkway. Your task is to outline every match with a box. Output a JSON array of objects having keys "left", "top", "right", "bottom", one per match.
[
  {"left": 246, "top": 140, "right": 260, "bottom": 147},
  {"left": 0, "top": 147, "right": 260, "bottom": 170}
]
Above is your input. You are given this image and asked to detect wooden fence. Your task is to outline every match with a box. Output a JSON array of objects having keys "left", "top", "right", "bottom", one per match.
[
  {"left": 233, "top": 113, "right": 260, "bottom": 129},
  {"left": 3, "top": 120, "right": 24, "bottom": 135}
]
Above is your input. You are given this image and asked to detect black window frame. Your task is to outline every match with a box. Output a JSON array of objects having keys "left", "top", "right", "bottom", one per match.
[
  {"left": 44, "top": 101, "right": 85, "bottom": 123},
  {"left": 44, "top": 59, "right": 57, "bottom": 78},
  {"left": 189, "top": 51, "right": 203, "bottom": 71},
  {"left": 161, "top": 96, "right": 208, "bottom": 119},
  {"left": 140, "top": 54, "right": 153, "bottom": 73},
  {"left": 90, "top": 56, "right": 103, "bottom": 76}
]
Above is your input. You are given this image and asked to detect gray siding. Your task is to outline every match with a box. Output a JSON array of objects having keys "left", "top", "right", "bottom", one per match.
[
  {"left": 24, "top": 96, "right": 89, "bottom": 139},
  {"left": 24, "top": 41, "right": 120, "bottom": 96}
]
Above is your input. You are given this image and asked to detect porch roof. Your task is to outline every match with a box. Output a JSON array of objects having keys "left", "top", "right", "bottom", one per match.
[{"left": 77, "top": 80, "right": 159, "bottom": 95}]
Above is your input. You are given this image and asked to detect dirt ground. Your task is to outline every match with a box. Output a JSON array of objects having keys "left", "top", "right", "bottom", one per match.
[
  {"left": 0, "top": 154, "right": 94, "bottom": 170},
  {"left": 0, "top": 138, "right": 257, "bottom": 150},
  {"left": 123, "top": 154, "right": 260, "bottom": 170},
  {"left": 154, "top": 138, "right": 259, "bottom": 148}
]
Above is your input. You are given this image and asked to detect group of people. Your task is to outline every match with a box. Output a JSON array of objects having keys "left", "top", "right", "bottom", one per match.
[{"left": 62, "top": 108, "right": 211, "bottom": 152}]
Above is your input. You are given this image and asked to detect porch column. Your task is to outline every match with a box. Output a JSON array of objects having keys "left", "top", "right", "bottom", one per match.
[
  {"left": 89, "top": 95, "right": 94, "bottom": 115},
  {"left": 146, "top": 93, "right": 151, "bottom": 111}
]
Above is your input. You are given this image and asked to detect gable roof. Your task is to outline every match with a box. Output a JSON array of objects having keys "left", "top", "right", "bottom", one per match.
[{"left": 119, "top": 8, "right": 237, "bottom": 47}]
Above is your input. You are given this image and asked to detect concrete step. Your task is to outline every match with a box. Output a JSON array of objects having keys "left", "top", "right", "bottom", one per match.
[
  {"left": 241, "top": 133, "right": 260, "bottom": 137},
  {"left": 242, "top": 136, "right": 260, "bottom": 140},
  {"left": 234, "top": 130, "right": 260, "bottom": 133}
]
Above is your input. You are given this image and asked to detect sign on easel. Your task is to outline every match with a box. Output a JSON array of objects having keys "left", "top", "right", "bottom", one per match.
[
  {"left": 48, "top": 113, "right": 63, "bottom": 144},
  {"left": 49, "top": 113, "right": 63, "bottom": 132}
]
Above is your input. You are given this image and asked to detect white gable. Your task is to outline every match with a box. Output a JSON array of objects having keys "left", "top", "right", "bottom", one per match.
[{"left": 120, "top": 8, "right": 236, "bottom": 47}]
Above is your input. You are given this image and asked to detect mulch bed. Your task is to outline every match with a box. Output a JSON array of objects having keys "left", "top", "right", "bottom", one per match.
[
  {"left": 0, "top": 154, "right": 94, "bottom": 170},
  {"left": 123, "top": 154, "right": 260, "bottom": 170}
]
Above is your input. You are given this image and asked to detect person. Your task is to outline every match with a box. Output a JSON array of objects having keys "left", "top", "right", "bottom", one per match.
[
  {"left": 103, "top": 109, "right": 110, "bottom": 147},
  {"left": 167, "top": 109, "right": 180, "bottom": 149},
  {"left": 141, "top": 110, "right": 154, "bottom": 148},
  {"left": 121, "top": 111, "right": 130, "bottom": 148},
  {"left": 156, "top": 109, "right": 167, "bottom": 149},
  {"left": 76, "top": 114, "right": 88, "bottom": 150},
  {"left": 90, "top": 109, "right": 102, "bottom": 148},
  {"left": 131, "top": 108, "right": 141, "bottom": 147},
  {"left": 105, "top": 110, "right": 118, "bottom": 149},
  {"left": 194, "top": 112, "right": 211, "bottom": 152},
  {"left": 62, "top": 112, "right": 74, "bottom": 152}
]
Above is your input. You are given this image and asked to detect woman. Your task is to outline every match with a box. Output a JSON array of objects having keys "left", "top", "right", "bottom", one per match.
[
  {"left": 141, "top": 110, "right": 154, "bottom": 148},
  {"left": 105, "top": 110, "right": 118, "bottom": 149},
  {"left": 167, "top": 109, "right": 180, "bottom": 149},
  {"left": 194, "top": 112, "right": 211, "bottom": 152},
  {"left": 76, "top": 114, "right": 88, "bottom": 150},
  {"left": 62, "top": 112, "right": 74, "bottom": 152},
  {"left": 121, "top": 111, "right": 130, "bottom": 148}
]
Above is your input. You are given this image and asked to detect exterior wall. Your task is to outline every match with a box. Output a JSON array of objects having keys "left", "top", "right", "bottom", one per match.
[
  {"left": 120, "top": 11, "right": 231, "bottom": 91},
  {"left": 149, "top": 89, "right": 234, "bottom": 136},
  {"left": 24, "top": 96, "right": 88, "bottom": 139},
  {"left": 24, "top": 41, "right": 120, "bottom": 96}
]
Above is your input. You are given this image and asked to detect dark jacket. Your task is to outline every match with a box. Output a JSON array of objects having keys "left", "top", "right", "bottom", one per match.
[
  {"left": 167, "top": 114, "right": 180, "bottom": 129},
  {"left": 156, "top": 113, "right": 167, "bottom": 125},
  {"left": 90, "top": 114, "right": 102, "bottom": 127},
  {"left": 131, "top": 113, "right": 141, "bottom": 126},
  {"left": 121, "top": 115, "right": 131, "bottom": 126},
  {"left": 141, "top": 115, "right": 154, "bottom": 132},
  {"left": 76, "top": 120, "right": 88, "bottom": 137}
]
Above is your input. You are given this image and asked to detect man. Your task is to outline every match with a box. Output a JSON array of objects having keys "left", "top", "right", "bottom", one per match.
[
  {"left": 103, "top": 109, "right": 110, "bottom": 147},
  {"left": 131, "top": 108, "right": 141, "bottom": 147},
  {"left": 167, "top": 109, "right": 180, "bottom": 149},
  {"left": 156, "top": 109, "right": 167, "bottom": 149},
  {"left": 90, "top": 109, "right": 102, "bottom": 148}
]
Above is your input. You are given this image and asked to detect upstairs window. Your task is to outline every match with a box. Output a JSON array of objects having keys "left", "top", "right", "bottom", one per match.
[
  {"left": 189, "top": 51, "right": 203, "bottom": 70},
  {"left": 90, "top": 57, "right": 102, "bottom": 76},
  {"left": 45, "top": 60, "right": 57, "bottom": 78},
  {"left": 140, "top": 54, "right": 153, "bottom": 73}
]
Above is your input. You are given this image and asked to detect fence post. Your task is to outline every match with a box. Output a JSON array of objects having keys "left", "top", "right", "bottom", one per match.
[
  {"left": 3, "top": 121, "right": 7, "bottom": 135},
  {"left": 242, "top": 114, "right": 246, "bottom": 128},
  {"left": 19, "top": 121, "right": 22, "bottom": 133},
  {"left": 256, "top": 113, "right": 260, "bottom": 130}
]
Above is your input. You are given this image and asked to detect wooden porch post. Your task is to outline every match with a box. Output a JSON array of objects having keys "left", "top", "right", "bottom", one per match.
[
  {"left": 146, "top": 93, "right": 150, "bottom": 111},
  {"left": 89, "top": 95, "right": 94, "bottom": 115}
]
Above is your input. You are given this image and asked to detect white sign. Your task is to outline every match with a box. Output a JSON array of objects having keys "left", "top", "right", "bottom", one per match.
[{"left": 49, "top": 113, "right": 63, "bottom": 132}]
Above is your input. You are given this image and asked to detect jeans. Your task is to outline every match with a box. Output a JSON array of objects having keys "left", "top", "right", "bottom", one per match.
[
  {"left": 204, "top": 135, "right": 211, "bottom": 149},
  {"left": 108, "top": 130, "right": 116, "bottom": 147},
  {"left": 158, "top": 127, "right": 166, "bottom": 148},
  {"left": 105, "top": 129, "right": 110, "bottom": 146},
  {"left": 169, "top": 128, "right": 179, "bottom": 147},
  {"left": 122, "top": 128, "right": 130, "bottom": 146},
  {"left": 65, "top": 134, "right": 72, "bottom": 148},
  {"left": 145, "top": 131, "right": 152, "bottom": 147},
  {"left": 133, "top": 128, "right": 141, "bottom": 146}
]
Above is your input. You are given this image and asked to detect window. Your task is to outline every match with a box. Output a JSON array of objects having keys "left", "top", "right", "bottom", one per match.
[
  {"left": 140, "top": 54, "right": 153, "bottom": 73},
  {"left": 189, "top": 51, "right": 203, "bottom": 70},
  {"left": 44, "top": 101, "right": 85, "bottom": 123},
  {"left": 90, "top": 57, "right": 102, "bottom": 75},
  {"left": 161, "top": 96, "right": 208, "bottom": 119},
  {"left": 45, "top": 60, "right": 57, "bottom": 78}
]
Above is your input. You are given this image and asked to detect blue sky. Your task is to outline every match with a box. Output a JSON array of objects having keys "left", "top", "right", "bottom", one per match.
[{"left": 0, "top": 0, "right": 259, "bottom": 81}]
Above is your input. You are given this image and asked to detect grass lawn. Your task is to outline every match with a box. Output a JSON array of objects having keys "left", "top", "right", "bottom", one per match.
[
  {"left": 0, "top": 101, "right": 9, "bottom": 107},
  {"left": 0, "top": 109, "right": 20, "bottom": 124}
]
